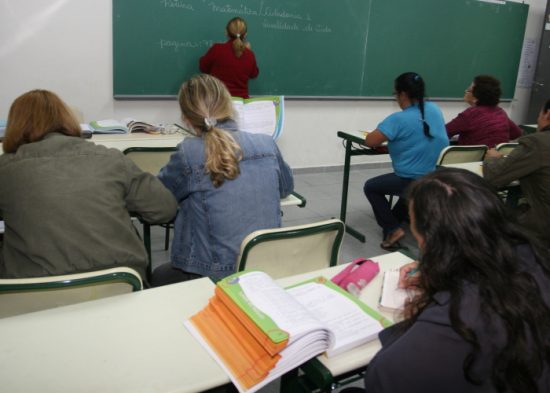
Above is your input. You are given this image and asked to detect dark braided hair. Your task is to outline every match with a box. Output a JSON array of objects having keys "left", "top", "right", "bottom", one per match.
[{"left": 395, "top": 72, "right": 431, "bottom": 138}]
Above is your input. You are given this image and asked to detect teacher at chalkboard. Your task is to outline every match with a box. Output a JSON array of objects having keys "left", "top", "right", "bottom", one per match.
[{"left": 199, "top": 17, "right": 259, "bottom": 99}]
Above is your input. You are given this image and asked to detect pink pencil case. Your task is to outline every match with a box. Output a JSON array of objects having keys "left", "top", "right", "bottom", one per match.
[{"left": 331, "top": 258, "right": 380, "bottom": 296}]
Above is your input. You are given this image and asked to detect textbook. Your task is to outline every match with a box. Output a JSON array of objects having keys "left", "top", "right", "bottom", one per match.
[
  {"left": 232, "top": 96, "right": 284, "bottom": 140},
  {"left": 185, "top": 270, "right": 389, "bottom": 393},
  {"left": 81, "top": 118, "right": 162, "bottom": 135},
  {"left": 379, "top": 269, "right": 414, "bottom": 311},
  {"left": 0, "top": 119, "right": 6, "bottom": 141}
]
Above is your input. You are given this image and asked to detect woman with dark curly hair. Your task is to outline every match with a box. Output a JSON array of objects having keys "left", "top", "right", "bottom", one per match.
[
  {"left": 446, "top": 75, "right": 522, "bottom": 147},
  {"left": 357, "top": 168, "right": 550, "bottom": 393}
]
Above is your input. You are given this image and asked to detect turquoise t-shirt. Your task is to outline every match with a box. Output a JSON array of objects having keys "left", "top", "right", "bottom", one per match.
[{"left": 377, "top": 102, "right": 449, "bottom": 179}]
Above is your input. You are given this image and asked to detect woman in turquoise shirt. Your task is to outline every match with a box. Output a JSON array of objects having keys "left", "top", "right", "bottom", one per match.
[{"left": 364, "top": 72, "right": 448, "bottom": 250}]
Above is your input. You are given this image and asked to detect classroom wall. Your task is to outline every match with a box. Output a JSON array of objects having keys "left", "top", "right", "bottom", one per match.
[{"left": 0, "top": 0, "right": 546, "bottom": 170}]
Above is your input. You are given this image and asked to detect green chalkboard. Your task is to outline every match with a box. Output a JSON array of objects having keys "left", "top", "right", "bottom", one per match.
[{"left": 113, "top": 0, "right": 528, "bottom": 99}]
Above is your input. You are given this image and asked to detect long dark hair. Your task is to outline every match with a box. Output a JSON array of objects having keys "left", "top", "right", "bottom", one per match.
[
  {"left": 405, "top": 168, "right": 550, "bottom": 392},
  {"left": 395, "top": 72, "right": 431, "bottom": 138}
]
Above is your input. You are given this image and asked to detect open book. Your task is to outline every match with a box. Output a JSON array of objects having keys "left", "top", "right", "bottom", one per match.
[
  {"left": 232, "top": 96, "right": 284, "bottom": 140},
  {"left": 185, "top": 271, "right": 389, "bottom": 393},
  {"left": 80, "top": 118, "right": 162, "bottom": 135},
  {"left": 379, "top": 269, "right": 414, "bottom": 311}
]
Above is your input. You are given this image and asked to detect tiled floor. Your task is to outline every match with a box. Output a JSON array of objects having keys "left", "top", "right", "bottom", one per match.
[{"left": 145, "top": 164, "right": 420, "bottom": 393}]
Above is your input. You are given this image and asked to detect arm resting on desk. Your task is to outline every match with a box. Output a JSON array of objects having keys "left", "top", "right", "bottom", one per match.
[
  {"left": 483, "top": 140, "right": 538, "bottom": 188},
  {"left": 365, "top": 130, "right": 388, "bottom": 148},
  {"left": 124, "top": 158, "right": 178, "bottom": 224}
]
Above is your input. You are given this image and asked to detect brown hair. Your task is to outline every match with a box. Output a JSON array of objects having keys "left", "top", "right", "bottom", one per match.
[
  {"left": 3, "top": 89, "right": 81, "bottom": 153},
  {"left": 226, "top": 17, "right": 248, "bottom": 58},
  {"left": 178, "top": 74, "right": 242, "bottom": 187}
]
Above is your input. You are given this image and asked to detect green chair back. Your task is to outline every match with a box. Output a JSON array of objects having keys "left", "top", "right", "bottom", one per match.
[
  {"left": 437, "top": 145, "right": 488, "bottom": 165},
  {"left": 0, "top": 267, "right": 143, "bottom": 318},
  {"left": 237, "top": 219, "right": 345, "bottom": 279}
]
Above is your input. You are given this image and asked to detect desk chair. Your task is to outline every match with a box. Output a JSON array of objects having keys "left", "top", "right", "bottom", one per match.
[
  {"left": 436, "top": 145, "right": 488, "bottom": 165},
  {"left": 237, "top": 219, "right": 345, "bottom": 279},
  {"left": 493, "top": 143, "right": 522, "bottom": 206},
  {"left": 0, "top": 267, "right": 143, "bottom": 318},
  {"left": 123, "top": 147, "right": 177, "bottom": 275},
  {"left": 495, "top": 142, "right": 519, "bottom": 156}
]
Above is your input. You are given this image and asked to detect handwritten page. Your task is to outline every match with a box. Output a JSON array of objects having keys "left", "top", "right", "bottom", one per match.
[
  {"left": 233, "top": 101, "right": 277, "bottom": 137},
  {"left": 380, "top": 270, "right": 410, "bottom": 311}
]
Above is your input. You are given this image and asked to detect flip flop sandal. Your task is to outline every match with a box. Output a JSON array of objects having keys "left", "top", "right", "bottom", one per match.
[{"left": 380, "top": 240, "right": 404, "bottom": 252}]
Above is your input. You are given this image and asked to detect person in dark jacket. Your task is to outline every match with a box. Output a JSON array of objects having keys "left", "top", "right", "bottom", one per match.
[
  {"left": 483, "top": 98, "right": 550, "bottom": 244},
  {"left": 346, "top": 168, "right": 550, "bottom": 393},
  {"left": 0, "top": 90, "right": 177, "bottom": 281}
]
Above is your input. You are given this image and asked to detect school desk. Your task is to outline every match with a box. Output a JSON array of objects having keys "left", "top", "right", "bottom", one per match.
[
  {"left": 520, "top": 124, "right": 537, "bottom": 135},
  {"left": 337, "top": 131, "right": 388, "bottom": 243},
  {"left": 276, "top": 251, "right": 413, "bottom": 392},
  {"left": 0, "top": 251, "right": 412, "bottom": 393}
]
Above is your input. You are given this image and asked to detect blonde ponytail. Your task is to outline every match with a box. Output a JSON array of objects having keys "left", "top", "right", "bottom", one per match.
[
  {"left": 226, "top": 17, "right": 248, "bottom": 58},
  {"left": 179, "top": 74, "right": 242, "bottom": 188},
  {"left": 203, "top": 126, "right": 242, "bottom": 187}
]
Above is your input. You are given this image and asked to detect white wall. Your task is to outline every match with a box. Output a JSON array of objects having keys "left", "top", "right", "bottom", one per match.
[{"left": 0, "top": 0, "right": 546, "bottom": 169}]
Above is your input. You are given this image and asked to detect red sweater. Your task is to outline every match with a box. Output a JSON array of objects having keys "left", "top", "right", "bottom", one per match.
[
  {"left": 446, "top": 105, "right": 522, "bottom": 148},
  {"left": 199, "top": 40, "right": 259, "bottom": 99}
]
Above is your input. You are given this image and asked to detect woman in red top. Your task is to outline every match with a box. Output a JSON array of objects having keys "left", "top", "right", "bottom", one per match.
[
  {"left": 199, "top": 17, "right": 259, "bottom": 99},
  {"left": 446, "top": 75, "right": 522, "bottom": 147}
]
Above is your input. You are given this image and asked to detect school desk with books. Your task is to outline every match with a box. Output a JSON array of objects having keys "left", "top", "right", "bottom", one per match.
[
  {"left": 186, "top": 270, "right": 389, "bottom": 393},
  {"left": 186, "top": 252, "right": 413, "bottom": 392},
  {"left": 81, "top": 118, "right": 164, "bottom": 135},
  {"left": 0, "top": 252, "right": 412, "bottom": 393},
  {"left": 275, "top": 251, "right": 413, "bottom": 391}
]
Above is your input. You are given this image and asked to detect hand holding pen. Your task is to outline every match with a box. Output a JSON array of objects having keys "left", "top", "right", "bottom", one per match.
[{"left": 398, "top": 261, "right": 420, "bottom": 289}]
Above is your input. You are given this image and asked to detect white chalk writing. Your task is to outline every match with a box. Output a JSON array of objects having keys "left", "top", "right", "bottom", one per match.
[
  {"left": 206, "top": 2, "right": 304, "bottom": 20},
  {"left": 159, "top": 39, "right": 213, "bottom": 52},
  {"left": 159, "top": 0, "right": 194, "bottom": 10},
  {"left": 207, "top": 2, "right": 259, "bottom": 16},
  {"left": 262, "top": 19, "right": 300, "bottom": 31}
]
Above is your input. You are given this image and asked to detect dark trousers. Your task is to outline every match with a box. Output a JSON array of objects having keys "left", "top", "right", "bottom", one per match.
[
  {"left": 364, "top": 173, "right": 413, "bottom": 239},
  {"left": 151, "top": 263, "right": 203, "bottom": 287}
]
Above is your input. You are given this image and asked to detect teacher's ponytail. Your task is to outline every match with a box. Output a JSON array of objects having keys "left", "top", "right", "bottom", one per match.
[
  {"left": 226, "top": 17, "right": 248, "bottom": 58},
  {"left": 395, "top": 72, "right": 432, "bottom": 138}
]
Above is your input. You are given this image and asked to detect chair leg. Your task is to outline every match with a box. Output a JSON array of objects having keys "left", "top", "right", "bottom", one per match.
[
  {"left": 164, "top": 225, "right": 170, "bottom": 250},
  {"left": 143, "top": 222, "right": 152, "bottom": 283}
]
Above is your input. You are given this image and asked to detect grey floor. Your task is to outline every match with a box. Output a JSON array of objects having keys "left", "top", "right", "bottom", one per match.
[{"left": 145, "top": 164, "right": 420, "bottom": 392}]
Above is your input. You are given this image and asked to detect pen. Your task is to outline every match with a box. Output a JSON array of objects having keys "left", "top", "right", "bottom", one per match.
[{"left": 406, "top": 268, "right": 418, "bottom": 277}]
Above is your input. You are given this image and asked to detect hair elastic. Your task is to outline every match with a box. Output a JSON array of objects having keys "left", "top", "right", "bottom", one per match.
[
  {"left": 204, "top": 117, "right": 217, "bottom": 130},
  {"left": 236, "top": 33, "right": 240, "bottom": 38}
]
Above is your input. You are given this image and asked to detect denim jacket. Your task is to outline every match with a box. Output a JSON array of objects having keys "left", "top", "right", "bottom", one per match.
[{"left": 158, "top": 120, "right": 294, "bottom": 281}]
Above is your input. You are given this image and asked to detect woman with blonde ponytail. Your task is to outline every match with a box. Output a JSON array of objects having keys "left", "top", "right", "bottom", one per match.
[
  {"left": 154, "top": 74, "right": 293, "bottom": 286},
  {"left": 199, "top": 17, "right": 259, "bottom": 98}
]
